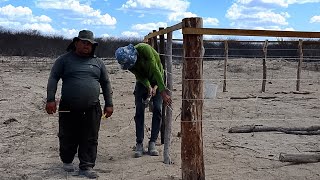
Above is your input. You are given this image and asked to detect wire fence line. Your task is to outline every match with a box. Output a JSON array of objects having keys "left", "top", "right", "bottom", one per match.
[
  {"left": 0, "top": 54, "right": 319, "bottom": 125},
  {"left": 161, "top": 52, "right": 320, "bottom": 125}
]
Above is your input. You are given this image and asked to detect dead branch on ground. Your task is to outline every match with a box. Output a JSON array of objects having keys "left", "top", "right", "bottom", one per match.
[{"left": 229, "top": 125, "right": 320, "bottom": 135}]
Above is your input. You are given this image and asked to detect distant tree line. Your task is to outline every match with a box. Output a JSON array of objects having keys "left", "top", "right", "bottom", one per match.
[
  {"left": 0, "top": 27, "right": 319, "bottom": 59},
  {"left": 0, "top": 27, "right": 141, "bottom": 58}
]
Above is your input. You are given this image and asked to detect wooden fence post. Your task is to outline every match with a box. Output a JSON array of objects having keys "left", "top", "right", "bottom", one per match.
[
  {"left": 159, "top": 27, "right": 166, "bottom": 144},
  {"left": 147, "top": 32, "right": 153, "bottom": 47},
  {"left": 296, "top": 39, "right": 303, "bottom": 91},
  {"left": 181, "top": 17, "right": 205, "bottom": 180},
  {"left": 153, "top": 30, "right": 158, "bottom": 51},
  {"left": 164, "top": 31, "right": 173, "bottom": 164},
  {"left": 223, "top": 40, "right": 228, "bottom": 92},
  {"left": 262, "top": 40, "right": 268, "bottom": 92}
]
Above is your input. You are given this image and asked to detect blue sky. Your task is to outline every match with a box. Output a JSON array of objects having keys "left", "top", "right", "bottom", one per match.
[{"left": 0, "top": 0, "right": 320, "bottom": 40}]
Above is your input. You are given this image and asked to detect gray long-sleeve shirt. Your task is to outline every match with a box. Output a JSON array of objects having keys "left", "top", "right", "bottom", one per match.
[{"left": 47, "top": 52, "right": 113, "bottom": 110}]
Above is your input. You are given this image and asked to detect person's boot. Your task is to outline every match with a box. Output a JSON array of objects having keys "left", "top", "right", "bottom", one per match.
[
  {"left": 134, "top": 143, "right": 144, "bottom": 158},
  {"left": 79, "top": 167, "right": 98, "bottom": 179},
  {"left": 148, "top": 141, "right": 159, "bottom": 156},
  {"left": 62, "top": 163, "right": 74, "bottom": 172}
]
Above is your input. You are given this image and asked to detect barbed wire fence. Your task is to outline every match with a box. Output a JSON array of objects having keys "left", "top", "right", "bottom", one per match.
[{"left": 157, "top": 41, "right": 320, "bottom": 178}]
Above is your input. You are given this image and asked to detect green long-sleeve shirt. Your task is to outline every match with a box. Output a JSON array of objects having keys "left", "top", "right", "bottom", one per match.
[
  {"left": 129, "top": 43, "right": 166, "bottom": 92},
  {"left": 47, "top": 52, "right": 113, "bottom": 110}
]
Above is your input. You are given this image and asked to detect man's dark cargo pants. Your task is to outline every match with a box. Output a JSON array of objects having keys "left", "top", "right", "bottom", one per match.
[{"left": 58, "top": 101, "right": 102, "bottom": 170}]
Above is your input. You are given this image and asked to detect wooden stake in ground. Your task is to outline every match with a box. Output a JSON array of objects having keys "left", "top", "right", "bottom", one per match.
[
  {"left": 261, "top": 40, "right": 268, "bottom": 92},
  {"left": 163, "top": 31, "right": 173, "bottom": 164},
  {"left": 181, "top": 17, "right": 205, "bottom": 180}
]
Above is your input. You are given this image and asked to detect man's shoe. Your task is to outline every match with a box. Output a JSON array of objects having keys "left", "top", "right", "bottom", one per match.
[
  {"left": 148, "top": 141, "right": 159, "bottom": 156},
  {"left": 63, "top": 163, "right": 74, "bottom": 172},
  {"left": 134, "top": 143, "right": 144, "bottom": 158},
  {"left": 79, "top": 168, "right": 98, "bottom": 179}
]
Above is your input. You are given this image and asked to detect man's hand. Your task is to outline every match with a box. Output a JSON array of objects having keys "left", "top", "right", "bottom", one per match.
[
  {"left": 148, "top": 85, "right": 158, "bottom": 97},
  {"left": 103, "top": 106, "right": 113, "bottom": 118},
  {"left": 151, "top": 85, "right": 158, "bottom": 97},
  {"left": 46, "top": 101, "right": 57, "bottom": 114},
  {"left": 160, "top": 90, "right": 172, "bottom": 106}
]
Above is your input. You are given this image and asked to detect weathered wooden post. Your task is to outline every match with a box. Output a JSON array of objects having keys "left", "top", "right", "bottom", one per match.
[
  {"left": 164, "top": 31, "right": 173, "bottom": 164},
  {"left": 223, "top": 40, "right": 228, "bottom": 92},
  {"left": 262, "top": 40, "right": 268, "bottom": 92},
  {"left": 296, "top": 39, "right": 303, "bottom": 91},
  {"left": 153, "top": 30, "right": 158, "bottom": 51},
  {"left": 181, "top": 17, "right": 205, "bottom": 180},
  {"left": 147, "top": 32, "right": 153, "bottom": 47},
  {"left": 159, "top": 27, "right": 166, "bottom": 144}
]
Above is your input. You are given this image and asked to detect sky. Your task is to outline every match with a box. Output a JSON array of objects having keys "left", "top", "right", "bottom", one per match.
[{"left": 0, "top": 0, "right": 320, "bottom": 40}]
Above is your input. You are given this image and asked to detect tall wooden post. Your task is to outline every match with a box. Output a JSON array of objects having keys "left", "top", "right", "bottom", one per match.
[
  {"left": 181, "top": 17, "right": 205, "bottom": 180},
  {"left": 159, "top": 27, "right": 166, "bottom": 144},
  {"left": 153, "top": 30, "right": 158, "bottom": 51},
  {"left": 164, "top": 31, "right": 173, "bottom": 164},
  {"left": 147, "top": 32, "right": 153, "bottom": 47},
  {"left": 296, "top": 39, "right": 303, "bottom": 91},
  {"left": 262, "top": 40, "right": 268, "bottom": 92},
  {"left": 223, "top": 41, "right": 228, "bottom": 92}
]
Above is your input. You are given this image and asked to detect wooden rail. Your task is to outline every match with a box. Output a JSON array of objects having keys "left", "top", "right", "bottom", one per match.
[
  {"left": 182, "top": 27, "right": 320, "bottom": 38},
  {"left": 143, "top": 22, "right": 182, "bottom": 42}
]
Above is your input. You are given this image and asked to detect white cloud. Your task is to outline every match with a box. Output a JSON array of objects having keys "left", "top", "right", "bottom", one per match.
[
  {"left": 22, "top": 23, "right": 55, "bottom": 33},
  {"left": 168, "top": 11, "right": 197, "bottom": 22},
  {"left": 258, "top": 0, "right": 289, "bottom": 7},
  {"left": 35, "top": 0, "right": 116, "bottom": 26},
  {"left": 283, "top": 27, "right": 295, "bottom": 31},
  {"left": 0, "top": 19, "right": 21, "bottom": 27},
  {"left": 33, "top": 15, "right": 52, "bottom": 23},
  {"left": 101, "top": 33, "right": 110, "bottom": 38},
  {"left": 236, "top": 0, "right": 320, "bottom": 7},
  {"left": 132, "top": 22, "right": 167, "bottom": 31},
  {"left": 121, "top": 31, "right": 140, "bottom": 37},
  {"left": 120, "top": 0, "right": 190, "bottom": 22},
  {"left": 0, "top": 5, "right": 51, "bottom": 22},
  {"left": 60, "top": 28, "right": 78, "bottom": 38},
  {"left": 226, "top": 2, "right": 290, "bottom": 29},
  {"left": 256, "top": 12, "right": 289, "bottom": 25},
  {"left": 121, "top": 0, "right": 189, "bottom": 13},
  {"left": 310, "top": 16, "right": 320, "bottom": 23},
  {"left": 0, "top": 5, "right": 53, "bottom": 34},
  {"left": 203, "top": 17, "right": 219, "bottom": 26},
  {"left": 0, "top": 4, "right": 32, "bottom": 17}
]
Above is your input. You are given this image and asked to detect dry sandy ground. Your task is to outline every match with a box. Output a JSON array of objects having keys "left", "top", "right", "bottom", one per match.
[{"left": 1, "top": 56, "right": 320, "bottom": 180}]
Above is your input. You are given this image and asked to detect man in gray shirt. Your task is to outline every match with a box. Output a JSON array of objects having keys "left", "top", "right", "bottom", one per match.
[{"left": 46, "top": 30, "right": 113, "bottom": 179}]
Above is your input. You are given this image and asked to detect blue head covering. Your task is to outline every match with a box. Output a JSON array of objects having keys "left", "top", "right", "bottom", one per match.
[{"left": 115, "top": 44, "right": 137, "bottom": 70}]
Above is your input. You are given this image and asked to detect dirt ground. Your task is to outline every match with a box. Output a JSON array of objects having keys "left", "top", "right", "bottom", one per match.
[{"left": 1, "top": 56, "right": 320, "bottom": 180}]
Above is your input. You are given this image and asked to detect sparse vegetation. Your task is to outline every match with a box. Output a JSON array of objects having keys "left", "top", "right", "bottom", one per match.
[
  {"left": 0, "top": 27, "right": 320, "bottom": 63},
  {"left": 0, "top": 27, "right": 141, "bottom": 58}
]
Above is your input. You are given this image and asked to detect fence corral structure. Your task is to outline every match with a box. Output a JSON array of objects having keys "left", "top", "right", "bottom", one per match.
[{"left": 143, "top": 17, "right": 320, "bottom": 180}]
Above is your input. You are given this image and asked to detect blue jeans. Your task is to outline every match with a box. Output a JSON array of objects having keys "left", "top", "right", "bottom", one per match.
[{"left": 134, "top": 82, "right": 162, "bottom": 144}]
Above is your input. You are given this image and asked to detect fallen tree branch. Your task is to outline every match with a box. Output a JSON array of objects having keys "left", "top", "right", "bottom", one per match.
[
  {"left": 230, "top": 96, "right": 277, "bottom": 100},
  {"left": 229, "top": 125, "right": 320, "bottom": 135},
  {"left": 279, "top": 153, "right": 320, "bottom": 163}
]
